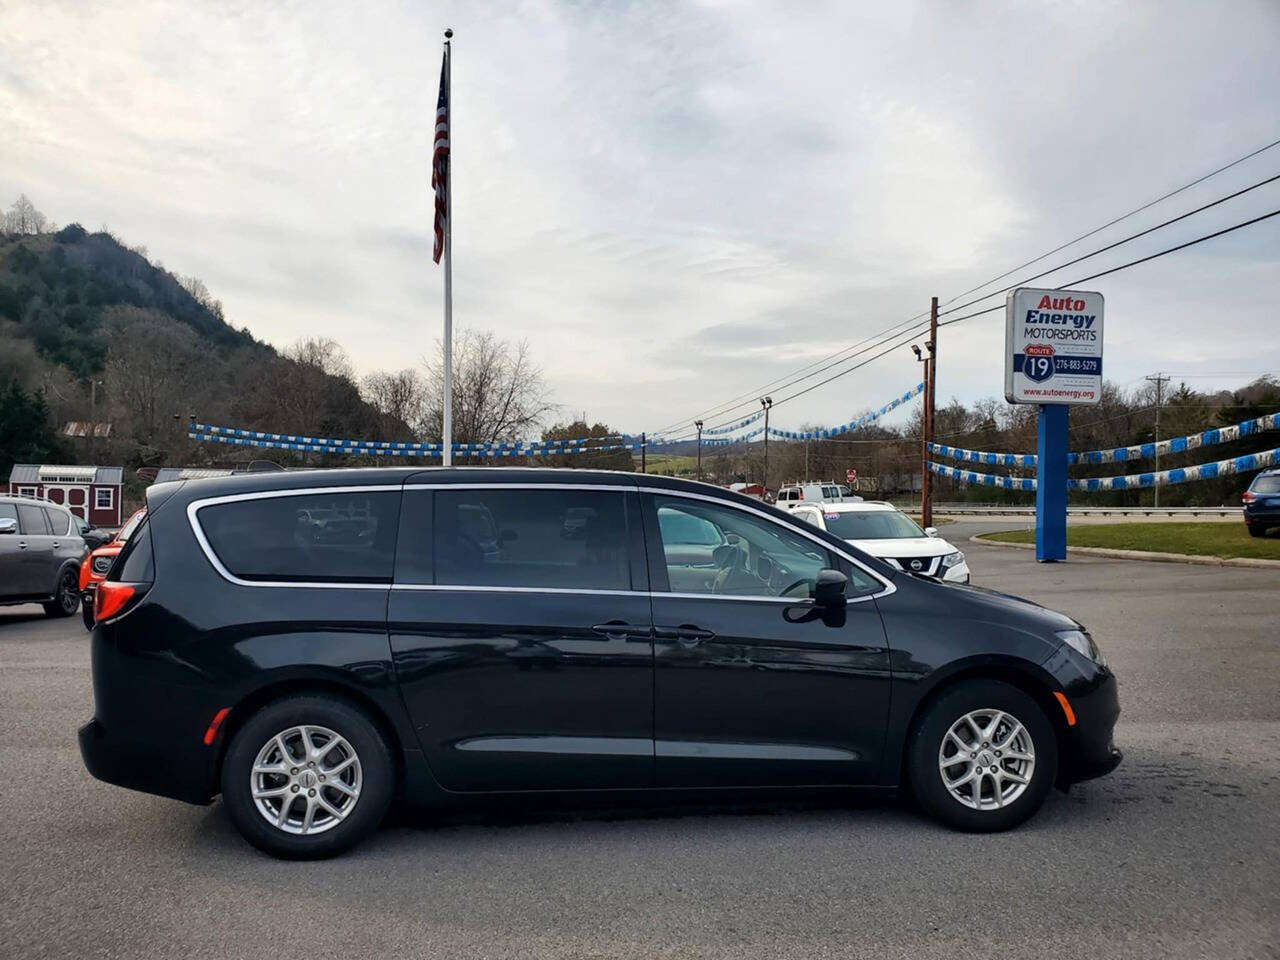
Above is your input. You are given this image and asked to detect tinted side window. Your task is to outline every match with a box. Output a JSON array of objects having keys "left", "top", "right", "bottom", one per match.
[
  {"left": 433, "top": 488, "right": 631, "bottom": 590},
  {"left": 114, "top": 518, "right": 155, "bottom": 583},
  {"left": 17, "top": 504, "right": 49, "bottom": 535},
  {"left": 198, "top": 491, "right": 401, "bottom": 583},
  {"left": 43, "top": 507, "right": 70, "bottom": 535},
  {"left": 0, "top": 503, "right": 17, "bottom": 524}
]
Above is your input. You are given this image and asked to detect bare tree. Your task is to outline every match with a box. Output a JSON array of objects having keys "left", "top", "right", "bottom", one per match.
[
  {"left": 362, "top": 369, "right": 429, "bottom": 438},
  {"left": 4, "top": 194, "right": 48, "bottom": 235},
  {"left": 284, "top": 337, "right": 355, "bottom": 381},
  {"left": 102, "top": 307, "right": 199, "bottom": 455},
  {"left": 177, "top": 274, "right": 225, "bottom": 321},
  {"left": 422, "top": 329, "right": 554, "bottom": 447}
]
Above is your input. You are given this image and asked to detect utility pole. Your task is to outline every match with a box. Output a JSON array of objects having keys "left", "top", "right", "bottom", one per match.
[
  {"left": 924, "top": 296, "right": 938, "bottom": 527},
  {"left": 1146, "top": 372, "right": 1170, "bottom": 509},
  {"left": 805, "top": 438, "right": 810, "bottom": 483},
  {"left": 640, "top": 432, "right": 646, "bottom": 474},
  {"left": 694, "top": 420, "right": 704, "bottom": 481},
  {"left": 760, "top": 397, "right": 772, "bottom": 495}
]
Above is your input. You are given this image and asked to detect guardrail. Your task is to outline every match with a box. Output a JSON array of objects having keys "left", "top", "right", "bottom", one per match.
[{"left": 933, "top": 504, "right": 1238, "bottom": 518}]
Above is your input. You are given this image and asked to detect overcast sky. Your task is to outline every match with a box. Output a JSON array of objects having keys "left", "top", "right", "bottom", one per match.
[{"left": 3, "top": 0, "right": 1278, "bottom": 439}]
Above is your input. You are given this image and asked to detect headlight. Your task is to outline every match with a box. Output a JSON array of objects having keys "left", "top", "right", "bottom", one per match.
[
  {"left": 1057, "top": 629, "right": 1105, "bottom": 666},
  {"left": 940, "top": 550, "right": 965, "bottom": 568},
  {"left": 92, "top": 555, "right": 113, "bottom": 574}
]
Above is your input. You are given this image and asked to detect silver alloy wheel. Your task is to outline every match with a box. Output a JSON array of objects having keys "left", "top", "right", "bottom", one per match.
[
  {"left": 250, "top": 725, "right": 362, "bottom": 835},
  {"left": 938, "top": 708, "right": 1035, "bottom": 811}
]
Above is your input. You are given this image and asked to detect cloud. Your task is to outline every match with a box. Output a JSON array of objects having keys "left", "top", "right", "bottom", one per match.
[{"left": 1, "top": 0, "right": 1277, "bottom": 438}]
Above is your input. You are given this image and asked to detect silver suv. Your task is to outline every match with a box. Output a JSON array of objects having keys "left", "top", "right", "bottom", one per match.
[{"left": 0, "top": 496, "right": 87, "bottom": 618}]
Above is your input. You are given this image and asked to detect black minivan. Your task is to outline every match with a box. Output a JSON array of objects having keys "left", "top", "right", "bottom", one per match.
[{"left": 80, "top": 468, "right": 1120, "bottom": 858}]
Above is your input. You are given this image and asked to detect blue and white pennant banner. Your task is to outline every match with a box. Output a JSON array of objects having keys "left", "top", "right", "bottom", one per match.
[
  {"left": 190, "top": 421, "right": 632, "bottom": 454},
  {"left": 928, "top": 411, "right": 1279, "bottom": 468},
  {"left": 189, "top": 431, "right": 640, "bottom": 458},
  {"left": 928, "top": 445, "right": 1280, "bottom": 492},
  {"left": 768, "top": 382, "right": 924, "bottom": 441}
]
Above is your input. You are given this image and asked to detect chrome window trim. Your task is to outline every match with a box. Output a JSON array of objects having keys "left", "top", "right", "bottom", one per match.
[
  {"left": 186, "top": 486, "right": 400, "bottom": 590},
  {"left": 393, "top": 584, "right": 642, "bottom": 597},
  {"left": 404, "top": 482, "right": 632, "bottom": 492},
  {"left": 184, "top": 480, "right": 895, "bottom": 600}
]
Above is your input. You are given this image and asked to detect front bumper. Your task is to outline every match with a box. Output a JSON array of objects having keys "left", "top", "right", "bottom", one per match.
[{"left": 1057, "top": 668, "right": 1122, "bottom": 785}]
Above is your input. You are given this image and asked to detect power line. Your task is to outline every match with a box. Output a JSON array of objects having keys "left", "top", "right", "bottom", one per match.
[
  {"left": 935, "top": 136, "right": 1280, "bottom": 309},
  {"left": 703, "top": 208, "right": 1280, "bottom": 434},
  {"left": 939, "top": 207, "right": 1280, "bottom": 329},
  {"left": 650, "top": 138, "right": 1280, "bottom": 435},
  {"left": 937, "top": 170, "right": 1280, "bottom": 320}
]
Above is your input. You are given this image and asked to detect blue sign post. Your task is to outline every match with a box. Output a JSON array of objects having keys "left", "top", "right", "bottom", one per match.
[
  {"left": 1006, "top": 287, "right": 1105, "bottom": 562},
  {"left": 1035, "top": 404, "right": 1068, "bottom": 561}
]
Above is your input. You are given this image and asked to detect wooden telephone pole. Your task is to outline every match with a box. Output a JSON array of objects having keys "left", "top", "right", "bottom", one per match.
[{"left": 920, "top": 297, "right": 938, "bottom": 528}]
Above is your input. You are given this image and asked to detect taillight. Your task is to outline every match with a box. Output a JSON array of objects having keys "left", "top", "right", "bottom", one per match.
[
  {"left": 94, "top": 582, "right": 137, "bottom": 622},
  {"left": 1242, "top": 491, "right": 1257, "bottom": 504}
]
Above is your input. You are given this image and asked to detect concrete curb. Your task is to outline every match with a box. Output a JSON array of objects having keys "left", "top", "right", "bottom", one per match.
[{"left": 969, "top": 534, "right": 1280, "bottom": 570}]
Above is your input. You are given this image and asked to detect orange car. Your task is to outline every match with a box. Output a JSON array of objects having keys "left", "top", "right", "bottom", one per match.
[{"left": 79, "top": 508, "right": 146, "bottom": 629}]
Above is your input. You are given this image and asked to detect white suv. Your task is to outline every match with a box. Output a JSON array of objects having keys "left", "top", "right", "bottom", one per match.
[
  {"left": 792, "top": 501, "right": 970, "bottom": 584},
  {"left": 775, "top": 482, "right": 859, "bottom": 511}
]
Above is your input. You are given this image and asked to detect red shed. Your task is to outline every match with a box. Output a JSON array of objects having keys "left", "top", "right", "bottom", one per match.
[{"left": 7, "top": 463, "right": 124, "bottom": 527}]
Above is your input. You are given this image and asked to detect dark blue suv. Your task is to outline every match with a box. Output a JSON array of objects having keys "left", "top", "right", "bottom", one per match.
[{"left": 1243, "top": 468, "right": 1280, "bottom": 537}]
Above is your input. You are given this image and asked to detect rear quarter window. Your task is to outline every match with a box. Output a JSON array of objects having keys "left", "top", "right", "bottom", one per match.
[
  {"left": 196, "top": 491, "right": 401, "bottom": 583},
  {"left": 1250, "top": 475, "right": 1280, "bottom": 494}
]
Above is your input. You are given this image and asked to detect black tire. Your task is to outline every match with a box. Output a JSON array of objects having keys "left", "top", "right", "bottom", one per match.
[
  {"left": 81, "top": 601, "right": 95, "bottom": 630},
  {"left": 43, "top": 567, "right": 80, "bottom": 618},
  {"left": 221, "top": 695, "right": 394, "bottom": 859},
  {"left": 907, "top": 679, "right": 1058, "bottom": 833},
  {"left": 1247, "top": 523, "right": 1266, "bottom": 538}
]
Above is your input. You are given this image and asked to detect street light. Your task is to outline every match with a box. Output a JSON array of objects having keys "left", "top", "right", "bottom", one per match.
[
  {"left": 761, "top": 396, "right": 773, "bottom": 496},
  {"left": 913, "top": 343, "right": 935, "bottom": 526},
  {"left": 695, "top": 419, "right": 704, "bottom": 481}
]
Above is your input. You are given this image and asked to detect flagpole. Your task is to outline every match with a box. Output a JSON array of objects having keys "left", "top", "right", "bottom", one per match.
[{"left": 441, "top": 28, "right": 454, "bottom": 466}]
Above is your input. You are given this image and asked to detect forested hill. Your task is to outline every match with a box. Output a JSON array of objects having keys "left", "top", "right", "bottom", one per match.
[
  {"left": 0, "top": 221, "right": 396, "bottom": 479},
  {"left": 0, "top": 224, "right": 259, "bottom": 376}
]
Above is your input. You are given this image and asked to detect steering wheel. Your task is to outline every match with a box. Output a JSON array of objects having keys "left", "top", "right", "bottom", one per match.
[{"left": 778, "top": 578, "right": 810, "bottom": 599}]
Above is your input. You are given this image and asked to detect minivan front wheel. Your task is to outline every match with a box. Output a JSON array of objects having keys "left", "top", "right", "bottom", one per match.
[
  {"left": 221, "top": 695, "right": 393, "bottom": 859},
  {"left": 907, "top": 679, "right": 1057, "bottom": 832}
]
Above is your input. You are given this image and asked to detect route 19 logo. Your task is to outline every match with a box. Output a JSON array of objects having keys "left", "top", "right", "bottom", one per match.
[{"left": 1023, "top": 344, "right": 1055, "bottom": 383}]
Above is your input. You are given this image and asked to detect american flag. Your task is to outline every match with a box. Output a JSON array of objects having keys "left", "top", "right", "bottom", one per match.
[{"left": 431, "top": 49, "right": 450, "bottom": 264}]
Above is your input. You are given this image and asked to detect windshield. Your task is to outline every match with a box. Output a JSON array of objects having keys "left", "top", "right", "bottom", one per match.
[
  {"left": 658, "top": 508, "right": 723, "bottom": 545},
  {"left": 1251, "top": 476, "right": 1280, "bottom": 494},
  {"left": 823, "top": 509, "right": 925, "bottom": 540}
]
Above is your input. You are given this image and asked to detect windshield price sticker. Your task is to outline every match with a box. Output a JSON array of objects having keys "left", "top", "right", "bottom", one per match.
[
  {"left": 1004, "top": 287, "right": 1104, "bottom": 406},
  {"left": 824, "top": 513, "right": 841, "bottom": 520}
]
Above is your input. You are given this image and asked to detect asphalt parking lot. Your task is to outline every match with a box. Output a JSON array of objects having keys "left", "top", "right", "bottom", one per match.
[{"left": 2, "top": 523, "right": 1277, "bottom": 960}]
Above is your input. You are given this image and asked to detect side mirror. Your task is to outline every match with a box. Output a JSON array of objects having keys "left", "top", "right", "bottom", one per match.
[
  {"left": 925, "top": 526, "right": 939, "bottom": 538},
  {"left": 813, "top": 568, "right": 847, "bottom": 609},
  {"left": 0, "top": 517, "right": 16, "bottom": 535}
]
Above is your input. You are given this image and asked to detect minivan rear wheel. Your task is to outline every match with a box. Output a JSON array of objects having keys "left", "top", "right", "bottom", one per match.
[
  {"left": 907, "top": 679, "right": 1057, "bottom": 832},
  {"left": 221, "top": 695, "right": 394, "bottom": 859}
]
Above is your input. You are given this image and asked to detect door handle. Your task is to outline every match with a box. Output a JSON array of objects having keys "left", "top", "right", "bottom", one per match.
[
  {"left": 591, "top": 621, "right": 651, "bottom": 641},
  {"left": 17, "top": 541, "right": 27, "bottom": 549},
  {"left": 656, "top": 624, "right": 716, "bottom": 646}
]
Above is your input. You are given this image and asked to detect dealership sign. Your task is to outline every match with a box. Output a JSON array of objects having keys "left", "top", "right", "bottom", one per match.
[{"left": 1004, "top": 287, "right": 1104, "bottom": 405}]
